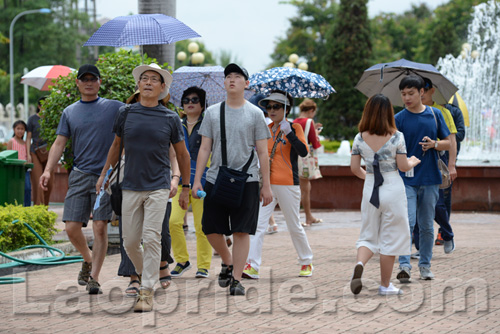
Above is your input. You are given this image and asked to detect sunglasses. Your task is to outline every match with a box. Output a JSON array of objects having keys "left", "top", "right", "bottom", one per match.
[
  {"left": 182, "top": 97, "right": 200, "bottom": 105},
  {"left": 265, "top": 103, "right": 283, "bottom": 111},
  {"left": 79, "top": 77, "right": 99, "bottom": 83}
]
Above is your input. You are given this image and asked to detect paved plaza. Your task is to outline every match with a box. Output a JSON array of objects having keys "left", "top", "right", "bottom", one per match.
[{"left": 1, "top": 206, "right": 499, "bottom": 333}]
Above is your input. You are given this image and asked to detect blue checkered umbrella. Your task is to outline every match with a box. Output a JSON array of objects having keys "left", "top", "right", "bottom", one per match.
[
  {"left": 83, "top": 14, "right": 200, "bottom": 47},
  {"left": 169, "top": 66, "right": 254, "bottom": 107},
  {"left": 248, "top": 67, "right": 336, "bottom": 99}
]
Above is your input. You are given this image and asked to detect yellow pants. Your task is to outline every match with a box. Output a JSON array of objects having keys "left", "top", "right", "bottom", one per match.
[{"left": 169, "top": 187, "right": 212, "bottom": 270}]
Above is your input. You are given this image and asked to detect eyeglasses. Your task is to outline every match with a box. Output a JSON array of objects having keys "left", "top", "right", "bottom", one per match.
[
  {"left": 182, "top": 97, "right": 200, "bottom": 105},
  {"left": 140, "top": 75, "right": 162, "bottom": 83},
  {"left": 265, "top": 103, "right": 283, "bottom": 111},
  {"left": 79, "top": 77, "right": 99, "bottom": 83}
]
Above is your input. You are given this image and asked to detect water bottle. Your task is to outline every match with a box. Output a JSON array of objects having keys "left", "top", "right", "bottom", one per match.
[
  {"left": 197, "top": 190, "right": 206, "bottom": 199},
  {"left": 303, "top": 166, "right": 310, "bottom": 178}
]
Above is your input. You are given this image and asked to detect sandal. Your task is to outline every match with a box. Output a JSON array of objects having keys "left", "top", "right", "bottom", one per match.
[
  {"left": 159, "top": 265, "right": 172, "bottom": 289},
  {"left": 266, "top": 224, "right": 278, "bottom": 234},
  {"left": 125, "top": 279, "right": 141, "bottom": 298}
]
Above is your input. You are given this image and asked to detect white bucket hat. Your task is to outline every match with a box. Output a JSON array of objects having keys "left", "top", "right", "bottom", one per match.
[{"left": 132, "top": 63, "right": 173, "bottom": 100}]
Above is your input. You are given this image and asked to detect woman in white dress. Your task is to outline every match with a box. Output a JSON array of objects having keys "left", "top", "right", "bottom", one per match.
[{"left": 350, "top": 94, "right": 421, "bottom": 295}]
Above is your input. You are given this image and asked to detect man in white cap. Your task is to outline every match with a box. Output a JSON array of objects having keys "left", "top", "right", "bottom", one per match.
[
  {"left": 40, "top": 64, "right": 123, "bottom": 295},
  {"left": 192, "top": 63, "right": 273, "bottom": 296},
  {"left": 97, "top": 63, "right": 191, "bottom": 312}
]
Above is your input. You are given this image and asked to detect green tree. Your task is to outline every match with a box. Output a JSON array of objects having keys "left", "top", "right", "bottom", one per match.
[
  {"left": 40, "top": 49, "right": 172, "bottom": 169},
  {"left": 422, "top": 0, "right": 489, "bottom": 64},
  {"left": 0, "top": 0, "right": 95, "bottom": 106},
  {"left": 269, "top": 0, "right": 337, "bottom": 73},
  {"left": 319, "top": 0, "right": 371, "bottom": 139}
]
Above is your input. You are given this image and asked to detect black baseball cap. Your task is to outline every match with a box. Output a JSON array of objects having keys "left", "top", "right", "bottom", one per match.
[
  {"left": 77, "top": 64, "right": 100, "bottom": 79},
  {"left": 224, "top": 63, "right": 249, "bottom": 80}
]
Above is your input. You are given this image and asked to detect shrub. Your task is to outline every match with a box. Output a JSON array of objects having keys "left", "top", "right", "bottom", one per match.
[
  {"left": 39, "top": 49, "right": 173, "bottom": 170},
  {"left": 0, "top": 204, "right": 59, "bottom": 253}
]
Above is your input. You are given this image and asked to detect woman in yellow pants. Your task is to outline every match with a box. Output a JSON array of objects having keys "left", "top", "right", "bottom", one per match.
[{"left": 170, "top": 87, "right": 212, "bottom": 278}]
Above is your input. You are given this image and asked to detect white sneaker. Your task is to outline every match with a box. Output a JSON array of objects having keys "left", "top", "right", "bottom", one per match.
[{"left": 378, "top": 283, "right": 403, "bottom": 295}]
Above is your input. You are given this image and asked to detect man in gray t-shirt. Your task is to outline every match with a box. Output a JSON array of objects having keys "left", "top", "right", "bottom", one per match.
[
  {"left": 40, "top": 64, "right": 124, "bottom": 295},
  {"left": 192, "top": 63, "right": 273, "bottom": 296},
  {"left": 96, "top": 63, "right": 191, "bottom": 313}
]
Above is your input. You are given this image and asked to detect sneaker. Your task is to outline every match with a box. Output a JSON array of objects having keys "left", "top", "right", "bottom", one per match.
[
  {"left": 134, "top": 288, "right": 153, "bottom": 312},
  {"left": 170, "top": 261, "right": 192, "bottom": 277},
  {"left": 350, "top": 263, "right": 364, "bottom": 295},
  {"left": 195, "top": 268, "right": 209, "bottom": 278},
  {"left": 299, "top": 264, "right": 313, "bottom": 277},
  {"left": 229, "top": 279, "right": 245, "bottom": 296},
  {"left": 411, "top": 251, "right": 420, "bottom": 259},
  {"left": 444, "top": 239, "right": 455, "bottom": 254},
  {"left": 419, "top": 267, "right": 435, "bottom": 280},
  {"left": 435, "top": 232, "right": 444, "bottom": 245},
  {"left": 86, "top": 276, "right": 102, "bottom": 294},
  {"left": 78, "top": 261, "right": 92, "bottom": 286},
  {"left": 379, "top": 283, "right": 403, "bottom": 295},
  {"left": 397, "top": 267, "right": 411, "bottom": 283},
  {"left": 242, "top": 263, "right": 260, "bottom": 279},
  {"left": 266, "top": 224, "right": 278, "bottom": 234},
  {"left": 218, "top": 264, "right": 233, "bottom": 288}
]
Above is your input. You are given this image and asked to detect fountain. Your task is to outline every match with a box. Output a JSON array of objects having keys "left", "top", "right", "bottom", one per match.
[
  {"left": 437, "top": 0, "right": 500, "bottom": 162},
  {"left": 309, "top": 0, "right": 500, "bottom": 211}
]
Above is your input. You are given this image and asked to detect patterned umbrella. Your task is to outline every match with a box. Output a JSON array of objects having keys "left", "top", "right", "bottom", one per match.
[
  {"left": 169, "top": 66, "right": 254, "bottom": 107},
  {"left": 248, "top": 67, "right": 336, "bottom": 99},
  {"left": 20, "top": 65, "right": 75, "bottom": 91},
  {"left": 356, "top": 58, "right": 458, "bottom": 106},
  {"left": 83, "top": 14, "right": 200, "bottom": 47}
]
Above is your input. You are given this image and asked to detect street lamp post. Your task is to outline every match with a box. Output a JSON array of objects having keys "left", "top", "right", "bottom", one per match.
[
  {"left": 176, "top": 42, "right": 204, "bottom": 67},
  {"left": 9, "top": 8, "right": 51, "bottom": 126}
]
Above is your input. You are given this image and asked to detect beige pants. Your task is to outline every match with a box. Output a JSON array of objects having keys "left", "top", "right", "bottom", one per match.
[{"left": 122, "top": 188, "right": 170, "bottom": 289}]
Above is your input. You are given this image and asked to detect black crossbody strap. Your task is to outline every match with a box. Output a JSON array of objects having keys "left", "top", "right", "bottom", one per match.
[
  {"left": 219, "top": 102, "right": 254, "bottom": 172},
  {"left": 116, "top": 104, "right": 132, "bottom": 185}
]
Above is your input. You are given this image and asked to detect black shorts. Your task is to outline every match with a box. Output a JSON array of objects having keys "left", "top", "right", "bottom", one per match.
[{"left": 202, "top": 181, "right": 260, "bottom": 236}]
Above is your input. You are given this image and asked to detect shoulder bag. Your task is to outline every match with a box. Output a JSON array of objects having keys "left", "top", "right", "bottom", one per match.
[
  {"left": 35, "top": 144, "right": 49, "bottom": 164},
  {"left": 429, "top": 108, "right": 451, "bottom": 189},
  {"left": 109, "top": 105, "right": 131, "bottom": 215},
  {"left": 297, "top": 118, "right": 322, "bottom": 180},
  {"left": 210, "top": 102, "right": 254, "bottom": 208}
]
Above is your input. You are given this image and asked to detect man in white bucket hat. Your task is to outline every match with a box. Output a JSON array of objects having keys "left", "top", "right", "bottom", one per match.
[{"left": 97, "top": 63, "right": 191, "bottom": 312}]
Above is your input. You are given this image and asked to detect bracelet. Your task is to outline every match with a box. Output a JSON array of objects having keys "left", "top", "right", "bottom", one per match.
[
  {"left": 182, "top": 184, "right": 191, "bottom": 188},
  {"left": 172, "top": 175, "right": 180, "bottom": 179}
]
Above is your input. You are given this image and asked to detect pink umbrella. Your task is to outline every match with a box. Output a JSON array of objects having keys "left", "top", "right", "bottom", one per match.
[{"left": 20, "top": 65, "right": 75, "bottom": 91}]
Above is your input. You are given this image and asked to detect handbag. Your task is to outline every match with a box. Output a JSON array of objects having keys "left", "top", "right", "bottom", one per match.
[
  {"left": 109, "top": 105, "right": 131, "bottom": 215},
  {"left": 298, "top": 119, "right": 322, "bottom": 180},
  {"left": 35, "top": 144, "right": 49, "bottom": 164},
  {"left": 429, "top": 108, "right": 452, "bottom": 189},
  {"left": 210, "top": 102, "right": 254, "bottom": 208}
]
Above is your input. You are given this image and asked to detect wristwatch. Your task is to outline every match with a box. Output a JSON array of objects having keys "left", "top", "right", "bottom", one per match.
[
  {"left": 182, "top": 184, "right": 191, "bottom": 188},
  {"left": 434, "top": 141, "right": 438, "bottom": 148}
]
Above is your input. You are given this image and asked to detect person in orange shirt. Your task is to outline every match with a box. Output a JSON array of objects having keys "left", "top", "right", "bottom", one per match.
[{"left": 243, "top": 90, "right": 314, "bottom": 279}]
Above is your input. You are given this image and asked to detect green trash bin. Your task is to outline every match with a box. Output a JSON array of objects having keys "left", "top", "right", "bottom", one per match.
[{"left": 0, "top": 150, "right": 34, "bottom": 206}]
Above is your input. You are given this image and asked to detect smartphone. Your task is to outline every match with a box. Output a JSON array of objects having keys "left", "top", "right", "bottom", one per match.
[{"left": 317, "top": 127, "right": 323, "bottom": 132}]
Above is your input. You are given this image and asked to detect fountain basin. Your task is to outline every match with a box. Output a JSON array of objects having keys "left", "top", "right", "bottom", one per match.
[{"left": 311, "top": 164, "right": 500, "bottom": 212}]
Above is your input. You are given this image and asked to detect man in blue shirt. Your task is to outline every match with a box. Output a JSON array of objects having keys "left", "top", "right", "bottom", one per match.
[
  {"left": 395, "top": 75, "right": 452, "bottom": 282},
  {"left": 40, "top": 64, "right": 123, "bottom": 294}
]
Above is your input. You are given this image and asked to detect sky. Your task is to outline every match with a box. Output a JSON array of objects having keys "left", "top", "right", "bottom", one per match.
[{"left": 94, "top": 0, "right": 448, "bottom": 74}]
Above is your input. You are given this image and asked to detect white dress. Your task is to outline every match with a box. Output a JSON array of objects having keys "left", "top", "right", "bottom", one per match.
[{"left": 351, "top": 131, "right": 411, "bottom": 256}]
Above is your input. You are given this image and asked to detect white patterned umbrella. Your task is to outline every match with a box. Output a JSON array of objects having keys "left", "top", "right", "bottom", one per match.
[
  {"left": 249, "top": 67, "right": 336, "bottom": 99},
  {"left": 83, "top": 14, "right": 200, "bottom": 47},
  {"left": 20, "top": 65, "right": 75, "bottom": 91},
  {"left": 169, "top": 66, "right": 254, "bottom": 107}
]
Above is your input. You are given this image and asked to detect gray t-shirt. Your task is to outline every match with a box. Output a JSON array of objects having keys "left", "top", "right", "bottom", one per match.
[
  {"left": 199, "top": 101, "right": 271, "bottom": 183},
  {"left": 27, "top": 113, "right": 45, "bottom": 153},
  {"left": 56, "top": 97, "right": 124, "bottom": 175},
  {"left": 114, "top": 103, "right": 184, "bottom": 191}
]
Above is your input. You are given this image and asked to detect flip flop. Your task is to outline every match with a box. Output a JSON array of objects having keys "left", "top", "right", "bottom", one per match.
[
  {"left": 301, "top": 222, "right": 311, "bottom": 227},
  {"left": 311, "top": 218, "right": 323, "bottom": 224},
  {"left": 125, "top": 279, "right": 140, "bottom": 298},
  {"left": 160, "top": 265, "right": 172, "bottom": 289}
]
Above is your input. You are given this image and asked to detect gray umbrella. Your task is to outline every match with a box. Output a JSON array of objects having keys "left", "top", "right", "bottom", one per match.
[{"left": 355, "top": 58, "right": 458, "bottom": 106}]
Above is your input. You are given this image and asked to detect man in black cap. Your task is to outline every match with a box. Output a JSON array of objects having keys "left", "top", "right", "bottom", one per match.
[
  {"left": 192, "top": 63, "right": 273, "bottom": 296},
  {"left": 40, "top": 64, "right": 124, "bottom": 294}
]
